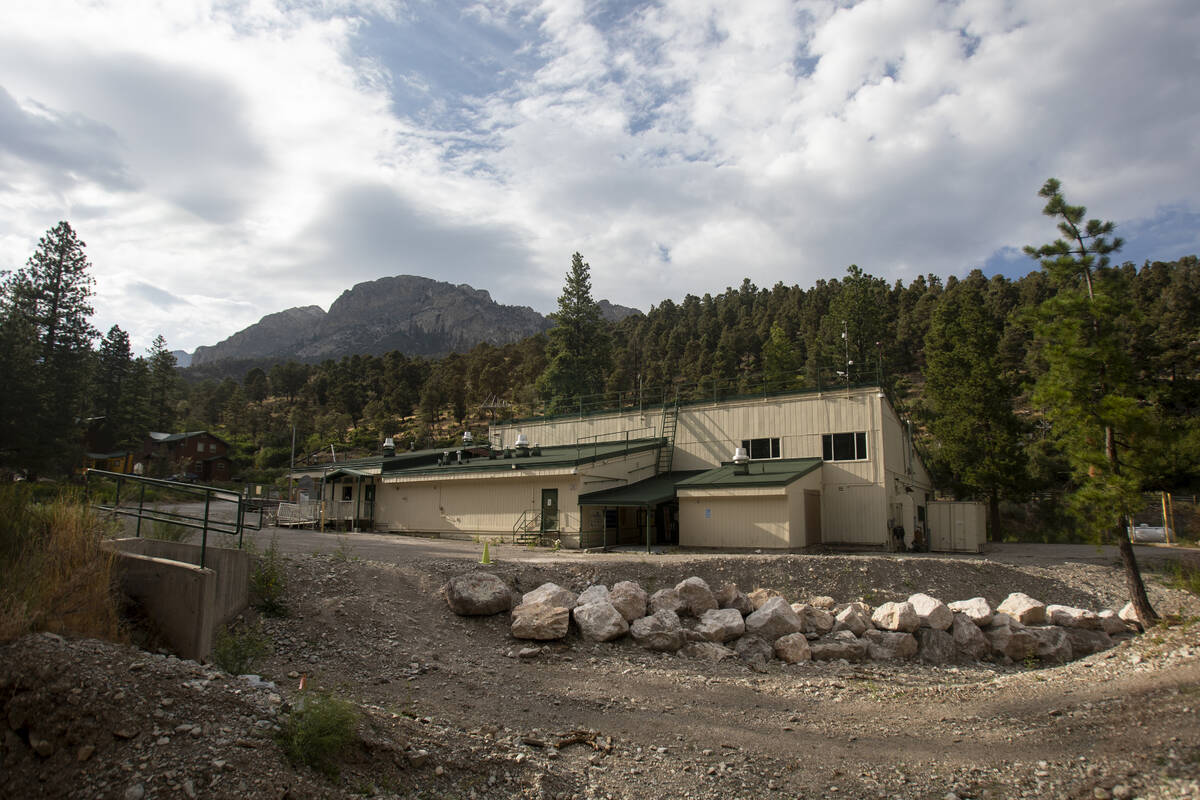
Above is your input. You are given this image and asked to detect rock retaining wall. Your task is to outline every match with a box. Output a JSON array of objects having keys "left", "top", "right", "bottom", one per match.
[{"left": 443, "top": 573, "right": 1143, "bottom": 669}]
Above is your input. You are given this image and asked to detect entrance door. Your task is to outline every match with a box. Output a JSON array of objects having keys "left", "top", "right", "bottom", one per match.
[
  {"left": 541, "top": 489, "right": 559, "bottom": 532},
  {"left": 804, "top": 490, "right": 822, "bottom": 546}
]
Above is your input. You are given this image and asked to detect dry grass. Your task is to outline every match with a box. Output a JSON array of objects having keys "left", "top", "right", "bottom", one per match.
[{"left": 0, "top": 485, "right": 124, "bottom": 643}]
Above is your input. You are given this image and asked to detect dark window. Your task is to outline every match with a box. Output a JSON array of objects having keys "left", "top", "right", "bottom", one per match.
[
  {"left": 341, "top": 486, "right": 352, "bottom": 501},
  {"left": 740, "top": 437, "right": 781, "bottom": 460},
  {"left": 821, "top": 432, "right": 868, "bottom": 461}
]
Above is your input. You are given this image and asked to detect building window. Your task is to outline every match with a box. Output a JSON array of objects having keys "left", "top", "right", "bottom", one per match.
[
  {"left": 341, "top": 486, "right": 352, "bottom": 501},
  {"left": 740, "top": 437, "right": 781, "bottom": 460},
  {"left": 822, "top": 432, "right": 867, "bottom": 461}
]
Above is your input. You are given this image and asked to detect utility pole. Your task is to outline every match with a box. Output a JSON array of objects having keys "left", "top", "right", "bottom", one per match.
[{"left": 288, "top": 424, "right": 296, "bottom": 501}]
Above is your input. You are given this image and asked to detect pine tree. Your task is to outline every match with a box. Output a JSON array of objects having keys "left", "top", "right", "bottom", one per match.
[
  {"left": 922, "top": 272, "right": 1025, "bottom": 539},
  {"left": 537, "top": 253, "right": 610, "bottom": 410},
  {"left": 92, "top": 325, "right": 135, "bottom": 446},
  {"left": 0, "top": 221, "right": 96, "bottom": 474},
  {"left": 761, "top": 322, "right": 800, "bottom": 392},
  {"left": 1025, "top": 178, "right": 1157, "bottom": 625},
  {"left": 147, "top": 334, "right": 179, "bottom": 431}
]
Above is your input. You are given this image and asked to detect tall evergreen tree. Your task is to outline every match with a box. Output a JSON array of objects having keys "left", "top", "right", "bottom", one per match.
[
  {"left": 922, "top": 273, "right": 1025, "bottom": 539},
  {"left": 147, "top": 334, "right": 179, "bottom": 431},
  {"left": 0, "top": 221, "right": 96, "bottom": 474},
  {"left": 537, "top": 253, "right": 610, "bottom": 409},
  {"left": 1025, "top": 178, "right": 1157, "bottom": 625}
]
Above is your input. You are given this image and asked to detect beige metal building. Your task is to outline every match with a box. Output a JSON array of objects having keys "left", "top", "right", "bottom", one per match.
[{"left": 290, "top": 385, "right": 932, "bottom": 550}]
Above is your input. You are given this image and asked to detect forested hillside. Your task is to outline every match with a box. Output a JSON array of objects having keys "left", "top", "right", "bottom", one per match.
[{"left": 2, "top": 217, "right": 1197, "bottom": 541}]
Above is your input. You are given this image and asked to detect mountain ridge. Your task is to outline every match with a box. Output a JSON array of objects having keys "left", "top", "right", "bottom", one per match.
[{"left": 190, "top": 274, "right": 640, "bottom": 366}]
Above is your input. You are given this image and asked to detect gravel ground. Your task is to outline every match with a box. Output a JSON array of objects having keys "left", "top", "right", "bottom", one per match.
[{"left": 3, "top": 539, "right": 1200, "bottom": 799}]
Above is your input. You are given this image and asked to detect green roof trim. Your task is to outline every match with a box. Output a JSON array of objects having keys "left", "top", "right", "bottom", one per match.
[
  {"left": 578, "top": 471, "right": 706, "bottom": 507},
  {"left": 676, "top": 457, "right": 822, "bottom": 489},
  {"left": 383, "top": 438, "right": 664, "bottom": 478}
]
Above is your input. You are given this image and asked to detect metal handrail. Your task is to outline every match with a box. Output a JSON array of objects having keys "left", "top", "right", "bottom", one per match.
[{"left": 85, "top": 468, "right": 263, "bottom": 568}]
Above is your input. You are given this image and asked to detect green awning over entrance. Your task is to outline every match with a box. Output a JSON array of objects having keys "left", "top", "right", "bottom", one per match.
[{"left": 579, "top": 471, "right": 705, "bottom": 507}]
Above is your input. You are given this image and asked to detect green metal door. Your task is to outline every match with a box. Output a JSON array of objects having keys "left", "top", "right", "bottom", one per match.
[{"left": 541, "top": 488, "right": 558, "bottom": 532}]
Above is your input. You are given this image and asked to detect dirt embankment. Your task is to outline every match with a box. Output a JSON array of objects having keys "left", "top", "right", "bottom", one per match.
[{"left": 3, "top": 546, "right": 1200, "bottom": 799}]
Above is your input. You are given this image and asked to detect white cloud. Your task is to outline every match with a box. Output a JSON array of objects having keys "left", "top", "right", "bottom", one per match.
[{"left": 0, "top": 0, "right": 1197, "bottom": 353}]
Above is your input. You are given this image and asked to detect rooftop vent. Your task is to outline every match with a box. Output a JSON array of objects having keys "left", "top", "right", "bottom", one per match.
[
  {"left": 515, "top": 433, "right": 530, "bottom": 448},
  {"left": 462, "top": 431, "right": 474, "bottom": 445},
  {"left": 382, "top": 437, "right": 395, "bottom": 456},
  {"left": 732, "top": 446, "right": 750, "bottom": 475}
]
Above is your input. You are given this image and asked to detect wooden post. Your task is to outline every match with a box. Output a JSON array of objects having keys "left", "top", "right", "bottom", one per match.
[{"left": 1161, "top": 491, "right": 1171, "bottom": 544}]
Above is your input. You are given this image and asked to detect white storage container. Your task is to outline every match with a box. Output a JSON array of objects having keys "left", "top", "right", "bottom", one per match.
[{"left": 927, "top": 501, "right": 986, "bottom": 553}]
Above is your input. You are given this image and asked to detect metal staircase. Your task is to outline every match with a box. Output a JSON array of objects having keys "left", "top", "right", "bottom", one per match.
[
  {"left": 655, "top": 393, "right": 679, "bottom": 475},
  {"left": 512, "top": 510, "right": 542, "bottom": 545}
]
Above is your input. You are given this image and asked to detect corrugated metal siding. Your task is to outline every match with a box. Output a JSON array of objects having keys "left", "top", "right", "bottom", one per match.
[
  {"left": 679, "top": 495, "right": 791, "bottom": 549},
  {"left": 821, "top": 484, "right": 886, "bottom": 545},
  {"left": 376, "top": 476, "right": 578, "bottom": 534}
]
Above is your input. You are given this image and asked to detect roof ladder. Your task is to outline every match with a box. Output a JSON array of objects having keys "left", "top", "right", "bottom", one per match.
[{"left": 655, "top": 393, "right": 680, "bottom": 476}]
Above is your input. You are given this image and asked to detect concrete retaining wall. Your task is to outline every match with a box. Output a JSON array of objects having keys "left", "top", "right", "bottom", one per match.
[{"left": 106, "top": 539, "right": 251, "bottom": 662}]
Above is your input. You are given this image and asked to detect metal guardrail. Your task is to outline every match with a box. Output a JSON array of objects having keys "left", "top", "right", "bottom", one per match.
[{"left": 85, "top": 469, "right": 264, "bottom": 568}]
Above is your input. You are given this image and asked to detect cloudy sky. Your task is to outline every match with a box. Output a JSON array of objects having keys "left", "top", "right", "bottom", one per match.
[{"left": 1, "top": 0, "right": 1198, "bottom": 354}]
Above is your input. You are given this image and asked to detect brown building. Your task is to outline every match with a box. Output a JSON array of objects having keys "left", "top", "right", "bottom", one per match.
[{"left": 138, "top": 431, "right": 233, "bottom": 483}]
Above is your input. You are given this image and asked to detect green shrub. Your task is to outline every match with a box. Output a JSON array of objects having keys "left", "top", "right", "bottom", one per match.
[
  {"left": 149, "top": 517, "right": 190, "bottom": 542},
  {"left": 277, "top": 691, "right": 358, "bottom": 776},
  {"left": 1163, "top": 560, "right": 1200, "bottom": 597},
  {"left": 251, "top": 535, "right": 288, "bottom": 617},
  {"left": 211, "top": 623, "right": 270, "bottom": 675}
]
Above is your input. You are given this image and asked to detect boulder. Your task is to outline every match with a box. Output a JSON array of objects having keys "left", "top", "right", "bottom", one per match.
[
  {"left": 610, "top": 581, "right": 648, "bottom": 622},
  {"left": 1119, "top": 602, "right": 1145, "bottom": 630},
  {"left": 947, "top": 597, "right": 994, "bottom": 627},
  {"left": 797, "top": 605, "right": 836, "bottom": 635},
  {"left": 630, "top": 609, "right": 685, "bottom": 652},
  {"left": 1027, "top": 625, "right": 1074, "bottom": 664},
  {"left": 835, "top": 606, "right": 873, "bottom": 638},
  {"left": 863, "top": 630, "right": 918, "bottom": 661},
  {"left": 1064, "top": 627, "right": 1115, "bottom": 657},
  {"left": 985, "top": 623, "right": 1038, "bottom": 660},
  {"left": 833, "top": 605, "right": 872, "bottom": 637},
  {"left": 810, "top": 631, "right": 868, "bottom": 662},
  {"left": 575, "top": 584, "right": 610, "bottom": 607},
  {"left": 916, "top": 628, "right": 957, "bottom": 663},
  {"left": 907, "top": 593, "right": 953, "bottom": 631},
  {"left": 714, "top": 583, "right": 754, "bottom": 616},
  {"left": 735, "top": 635, "right": 774, "bottom": 672},
  {"left": 872, "top": 601, "right": 920, "bottom": 632},
  {"left": 951, "top": 612, "right": 990, "bottom": 661},
  {"left": 649, "top": 588, "right": 687, "bottom": 616},
  {"left": 746, "top": 588, "right": 780, "bottom": 610},
  {"left": 990, "top": 612, "right": 1023, "bottom": 629},
  {"left": 773, "top": 633, "right": 812, "bottom": 664},
  {"left": 681, "top": 641, "right": 737, "bottom": 662},
  {"left": 1046, "top": 604, "right": 1101, "bottom": 629},
  {"left": 675, "top": 577, "right": 718, "bottom": 617},
  {"left": 695, "top": 608, "right": 746, "bottom": 643},
  {"left": 511, "top": 601, "right": 570, "bottom": 640},
  {"left": 810, "top": 596, "right": 837, "bottom": 610},
  {"left": 997, "top": 592, "right": 1047, "bottom": 625},
  {"left": 523, "top": 583, "right": 577, "bottom": 609},
  {"left": 444, "top": 573, "right": 512, "bottom": 616},
  {"left": 1097, "top": 609, "right": 1130, "bottom": 635},
  {"left": 745, "top": 597, "right": 805, "bottom": 641},
  {"left": 572, "top": 601, "right": 629, "bottom": 642}
]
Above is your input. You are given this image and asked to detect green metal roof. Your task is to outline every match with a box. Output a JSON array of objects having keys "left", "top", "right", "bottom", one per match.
[
  {"left": 324, "top": 467, "right": 377, "bottom": 479},
  {"left": 578, "top": 471, "right": 706, "bottom": 507},
  {"left": 676, "top": 457, "right": 822, "bottom": 489},
  {"left": 383, "top": 438, "right": 664, "bottom": 479}
]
